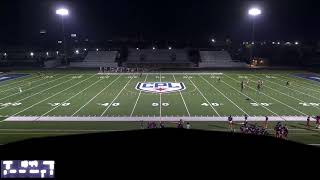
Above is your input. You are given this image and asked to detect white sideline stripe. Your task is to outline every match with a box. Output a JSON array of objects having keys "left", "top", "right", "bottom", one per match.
[
  {"left": 72, "top": 75, "right": 122, "bottom": 116},
  {"left": 249, "top": 75, "right": 320, "bottom": 111},
  {"left": 0, "top": 74, "right": 68, "bottom": 101},
  {"left": 254, "top": 74, "right": 320, "bottom": 101},
  {"left": 130, "top": 74, "right": 149, "bottom": 117},
  {"left": 226, "top": 74, "right": 307, "bottom": 116},
  {"left": 220, "top": 78, "right": 284, "bottom": 120},
  {"left": 186, "top": 74, "right": 220, "bottom": 117},
  {"left": 10, "top": 75, "right": 95, "bottom": 117},
  {"left": 309, "top": 144, "right": 320, "bottom": 146},
  {"left": 0, "top": 76, "right": 44, "bottom": 93},
  {"left": 4, "top": 116, "right": 316, "bottom": 122},
  {"left": 38, "top": 77, "right": 104, "bottom": 118},
  {"left": 275, "top": 74, "right": 320, "bottom": 94},
  {"left": 100, "top": 76, "right": 134, "bottom": 116},
  {"left": 0, "top": 75, "right": 71, "bottom": 111},
  {"left": 200, "top": 75, "right": 249, "bottom": 116},
  {"left": 173, "top": 74, "right": 191, "bottom": 116}
]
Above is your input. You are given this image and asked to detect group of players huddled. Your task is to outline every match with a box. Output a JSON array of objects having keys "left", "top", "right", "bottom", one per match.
[{"left": 228, "top": 115, "right": 320, "bottom": 139}]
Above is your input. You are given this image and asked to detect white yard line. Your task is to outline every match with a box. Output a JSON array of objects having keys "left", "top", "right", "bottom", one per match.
[
  {"left": 253, "top": 74, "right": 320, "bottom": 101},
  {"left": 100, "top": 76, "right": 134, "bottom": 117},
  {"left": 0, "top": 74, "right": 69, "bottom": 101},
  {"left": 220, "top": 78, "right": 284, "bottom": 120},
  {"left": 0, "top": 75, "right": 74, "bottom": 111},
  {"left": 249, "top": 75, "right": 320, "bottom": 111},
  {"left": 38, "top": 78, "right": 105, "bottom": 118},
  {"left": 10, "top": 75, "right": 96, "bottom": 117},
  {"left": 71, "top": 75, "right": 122, "bottom": 116},
  {"left": 200, "top": 75, "right": 249, "bottom": 116},
  {"left": 186, "top": 74, "right": 220, "bottom": 117},
  {"left": 226, "top": 74, "right": 307, "bottom": 116},
  {"left": 173, "top": 74, "right": 191, "bottom": 117},
  {"left": 130, "top": 74, "right": 149, "bottom": 117}
]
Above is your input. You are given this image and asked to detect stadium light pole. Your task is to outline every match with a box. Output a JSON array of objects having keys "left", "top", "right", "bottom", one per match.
[
  {"left": 248, "top": 7, "right": 261, "bottom": 61},
  {"left": 56, "top": 8, "right": 69, "bottom": 65}
]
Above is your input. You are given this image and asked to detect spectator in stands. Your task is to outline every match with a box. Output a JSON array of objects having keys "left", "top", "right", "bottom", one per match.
[
  {"left": 264, "top": 116, "right": 269, "bottom": 129},
  {"left": 228, "top": 116, "right": 233, "bottom": 131},
  {"left": 244, "top": 114, "right": 248, "bottom": 123}
]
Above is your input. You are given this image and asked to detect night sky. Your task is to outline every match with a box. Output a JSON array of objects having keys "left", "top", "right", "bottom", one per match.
[{"left": 0, "top": 0, "right": 319, "bottom": 45}]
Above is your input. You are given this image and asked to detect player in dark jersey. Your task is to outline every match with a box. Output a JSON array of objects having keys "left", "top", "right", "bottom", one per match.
[
  {"left": 316, "top": 116, "right": 320, "bottom": 129},
  {"left": 257, "top": 80, "right": 262, "bottom": 91},
  {"left": 244, "top": 114, "right": 248, "bottom": 123},
  {"left": 241, "top": 81, "right": 244, "bottom": 92},
  {"left": 228, "top": 115, "right": 233, "bottom": 131},
  {"left": 177, "top": 119, "right": 184, "bottom": 128},
  {"left": 286, "top": 81, "right": 290, "bottom": 86},
  {"left": 264, "top": 116, "right": 269, "bottom": 129}
]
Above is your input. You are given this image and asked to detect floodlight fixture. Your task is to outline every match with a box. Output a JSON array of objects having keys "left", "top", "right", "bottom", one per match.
[
  {"left": 56, "top": 8, "right": 69, "bottom": 16},
  {"left": 248, "top": 8, "right": 262, "bottom": 16}
]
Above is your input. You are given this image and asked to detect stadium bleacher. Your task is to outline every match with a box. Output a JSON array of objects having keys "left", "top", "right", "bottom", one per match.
[
  {"left": 125, "top": 49, "right": 194, "bottom": 68},
  {"left": 70, "top": 51, "right": 118, "bottom": 68},
  {"left": 199, "top": 51, "right": 248, "bottom": 68}
]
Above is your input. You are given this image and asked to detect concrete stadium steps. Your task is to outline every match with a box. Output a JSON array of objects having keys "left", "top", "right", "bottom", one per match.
[
  {"left": 70, "top": 51, "right": 118, "bottom": 68},
  {"left": 127, "top": 49, "right": 191, "bottom": 63},
  {"left": 199, "top": 50, "right": 248, "bottom": 68},
  {"left": 200, "top": 51, "right": 232, "bottom": 62},
  {"left": 4, "top": 116, "right": 315, "bottom": 122}
]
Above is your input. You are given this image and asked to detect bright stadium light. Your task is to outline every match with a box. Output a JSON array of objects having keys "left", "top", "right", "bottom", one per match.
[
  {"left": 168, "top": 46, "right": 172, "bottom": 50},
  {"left": 272, "top": 42, "right": 275, "bottom": 44},
  {"left": 136, "top": 48, "right": 139, "bottom": 50},
  {"left": 248, "top": 7, "right": 262, "bottom": 61},
  {"left": 248, "top": 8, "right": 262, "bottom": 16},
  {"left": 4, "top": 53, "right": 7, "bottom": 57},
  {"left": 152, "top": 47, "right": 156, "bottom": 50},
  {"left": 96, "top": 48, "right": 99, "bottom": 51},
  {"left": 211, "top": 39, "right": 216, "bottom": 43},
  {"left": 75, "top": 49, "right": 79, "bottom": 54},
  {"left": 56, "top": 8, "right": 69, "bottom": 16},
  {"left": 56, "top": 51, "right": 59, "bottom": 55},
  {"left": 295, "top": 41, "right": 299, "bottom": 45},
  {"left": 84, "top": 48, "right": 87, "bottom": 51},
  {"left": 46, "top": 52, "right": 49, "bottom": 56},
  {"left": 30, "top": 52, "right": 34, "bottom": 57},
  {"left": 277, "top": 42, "right": 281, "bottom": 45}
]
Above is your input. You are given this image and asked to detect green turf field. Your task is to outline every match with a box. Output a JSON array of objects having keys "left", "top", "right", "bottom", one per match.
[{"left": 0, "top": 70, "right": 320, "bottom": 145}]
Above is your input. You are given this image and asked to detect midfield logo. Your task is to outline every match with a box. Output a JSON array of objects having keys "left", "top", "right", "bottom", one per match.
[{"left": 136, "top": 82, "right": 186, "bottom": 94}]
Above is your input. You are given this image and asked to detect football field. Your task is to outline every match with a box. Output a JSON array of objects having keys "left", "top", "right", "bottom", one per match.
[{"left": 0, "top": 70, "right": 320, "bottom": 144}]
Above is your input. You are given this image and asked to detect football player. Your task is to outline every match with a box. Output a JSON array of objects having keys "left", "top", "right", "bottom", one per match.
[{"left": 241, "top": 81, "right": 244, "bottom": 92}]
